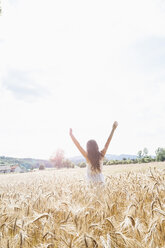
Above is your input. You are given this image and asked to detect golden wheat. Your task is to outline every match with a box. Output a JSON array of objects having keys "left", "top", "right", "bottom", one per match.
[{"left": 0, "top": 163, "right": 165, "bottom": 247}]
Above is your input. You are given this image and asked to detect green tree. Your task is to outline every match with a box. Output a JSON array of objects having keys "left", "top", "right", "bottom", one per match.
[
  {"left": 63, "top": 159, "right": 75, "bottom": 168},
  {"left": 137, "top": 150, "right": 142, "bottom": 158},
  {"left": 103, "top": 158, "right": 108, "bottom": 165},
  {"left": 78, "top": 162, "right": 86, "bottom": 168},
  {"left": 143, "top": 147, "right": 148, "bottom": 157},
  {"left": 155, "top": 147, "right": 165, "bottom": 161}
]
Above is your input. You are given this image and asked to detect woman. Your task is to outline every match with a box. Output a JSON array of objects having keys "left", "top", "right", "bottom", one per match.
[{"left": 69, "top": 121, "right": 118, "bottom": 183}]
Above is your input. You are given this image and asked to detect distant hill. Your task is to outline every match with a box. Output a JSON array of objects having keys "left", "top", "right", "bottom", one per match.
[
  {"left": 69, "top": 154, "right": 137, "bottom": 164},
  {"left": 106, "top": 154, "right": 137, "bottom": 160},
  {"left": 0, "top": 156, "right": 52, "bottom": 169}
]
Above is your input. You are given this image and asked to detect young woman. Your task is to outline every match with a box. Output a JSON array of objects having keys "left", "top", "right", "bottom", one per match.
[{"left": 69, "top": 121, "right": 118, "bottom": 183}]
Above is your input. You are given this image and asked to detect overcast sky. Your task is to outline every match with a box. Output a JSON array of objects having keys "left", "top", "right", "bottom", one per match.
[{"left": 0, "top": 0, "right": 165, "bottom": 159}]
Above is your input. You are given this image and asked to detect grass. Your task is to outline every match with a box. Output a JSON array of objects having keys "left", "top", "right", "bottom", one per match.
[{"left": 0, "top": 162, "right": 165, "bottom": 247}]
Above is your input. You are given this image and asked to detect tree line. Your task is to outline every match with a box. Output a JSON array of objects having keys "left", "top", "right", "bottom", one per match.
[{"left": 48, "top": 147, "right": 165, "bottom": 169}]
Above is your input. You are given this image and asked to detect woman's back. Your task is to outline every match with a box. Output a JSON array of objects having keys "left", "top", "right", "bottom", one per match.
[
  {"left": 86, "top": 157, "right": 105, "bottom": 183},
  {"left": 69, "top": 121, "right": 118, "bottom": 184}
]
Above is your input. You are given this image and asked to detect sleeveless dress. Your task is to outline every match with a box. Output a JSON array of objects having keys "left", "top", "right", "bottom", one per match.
[{"left": 86, "top": 158, "right": 105, "bottom": 183}]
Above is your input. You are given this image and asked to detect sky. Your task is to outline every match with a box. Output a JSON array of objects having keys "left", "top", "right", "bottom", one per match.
[{"left": 0, "top": 0, "right": 165, "bottom": 159}]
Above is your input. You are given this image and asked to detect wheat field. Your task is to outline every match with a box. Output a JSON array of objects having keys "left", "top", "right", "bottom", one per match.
[{"left": 0, "top": 163, "right": 165, "bottom": 248}]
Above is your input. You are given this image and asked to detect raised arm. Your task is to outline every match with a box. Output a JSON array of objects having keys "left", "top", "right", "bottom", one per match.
[
  {"left": 101, "top": 121, "right": 118, "bottom": 157},
  {"left": 69, "top": 128, "right": 88, "bottom": 160}
]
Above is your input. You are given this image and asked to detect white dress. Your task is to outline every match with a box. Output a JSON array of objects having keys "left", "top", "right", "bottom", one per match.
[{"left": 86, "top": 159, "right": 105, "bottom": 183}]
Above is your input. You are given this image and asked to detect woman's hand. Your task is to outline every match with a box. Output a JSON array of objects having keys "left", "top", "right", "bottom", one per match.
[
  {"left": 112, "top": 121, "right": 118, "bottom": 130},
  {"left": 69, "top": 128, "right": 73, "bottom": 135}
]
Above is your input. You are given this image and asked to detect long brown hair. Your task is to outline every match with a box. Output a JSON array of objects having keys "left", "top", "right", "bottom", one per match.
[{"left": 86, "top": 140, "right": 103, "bottom": 172}]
